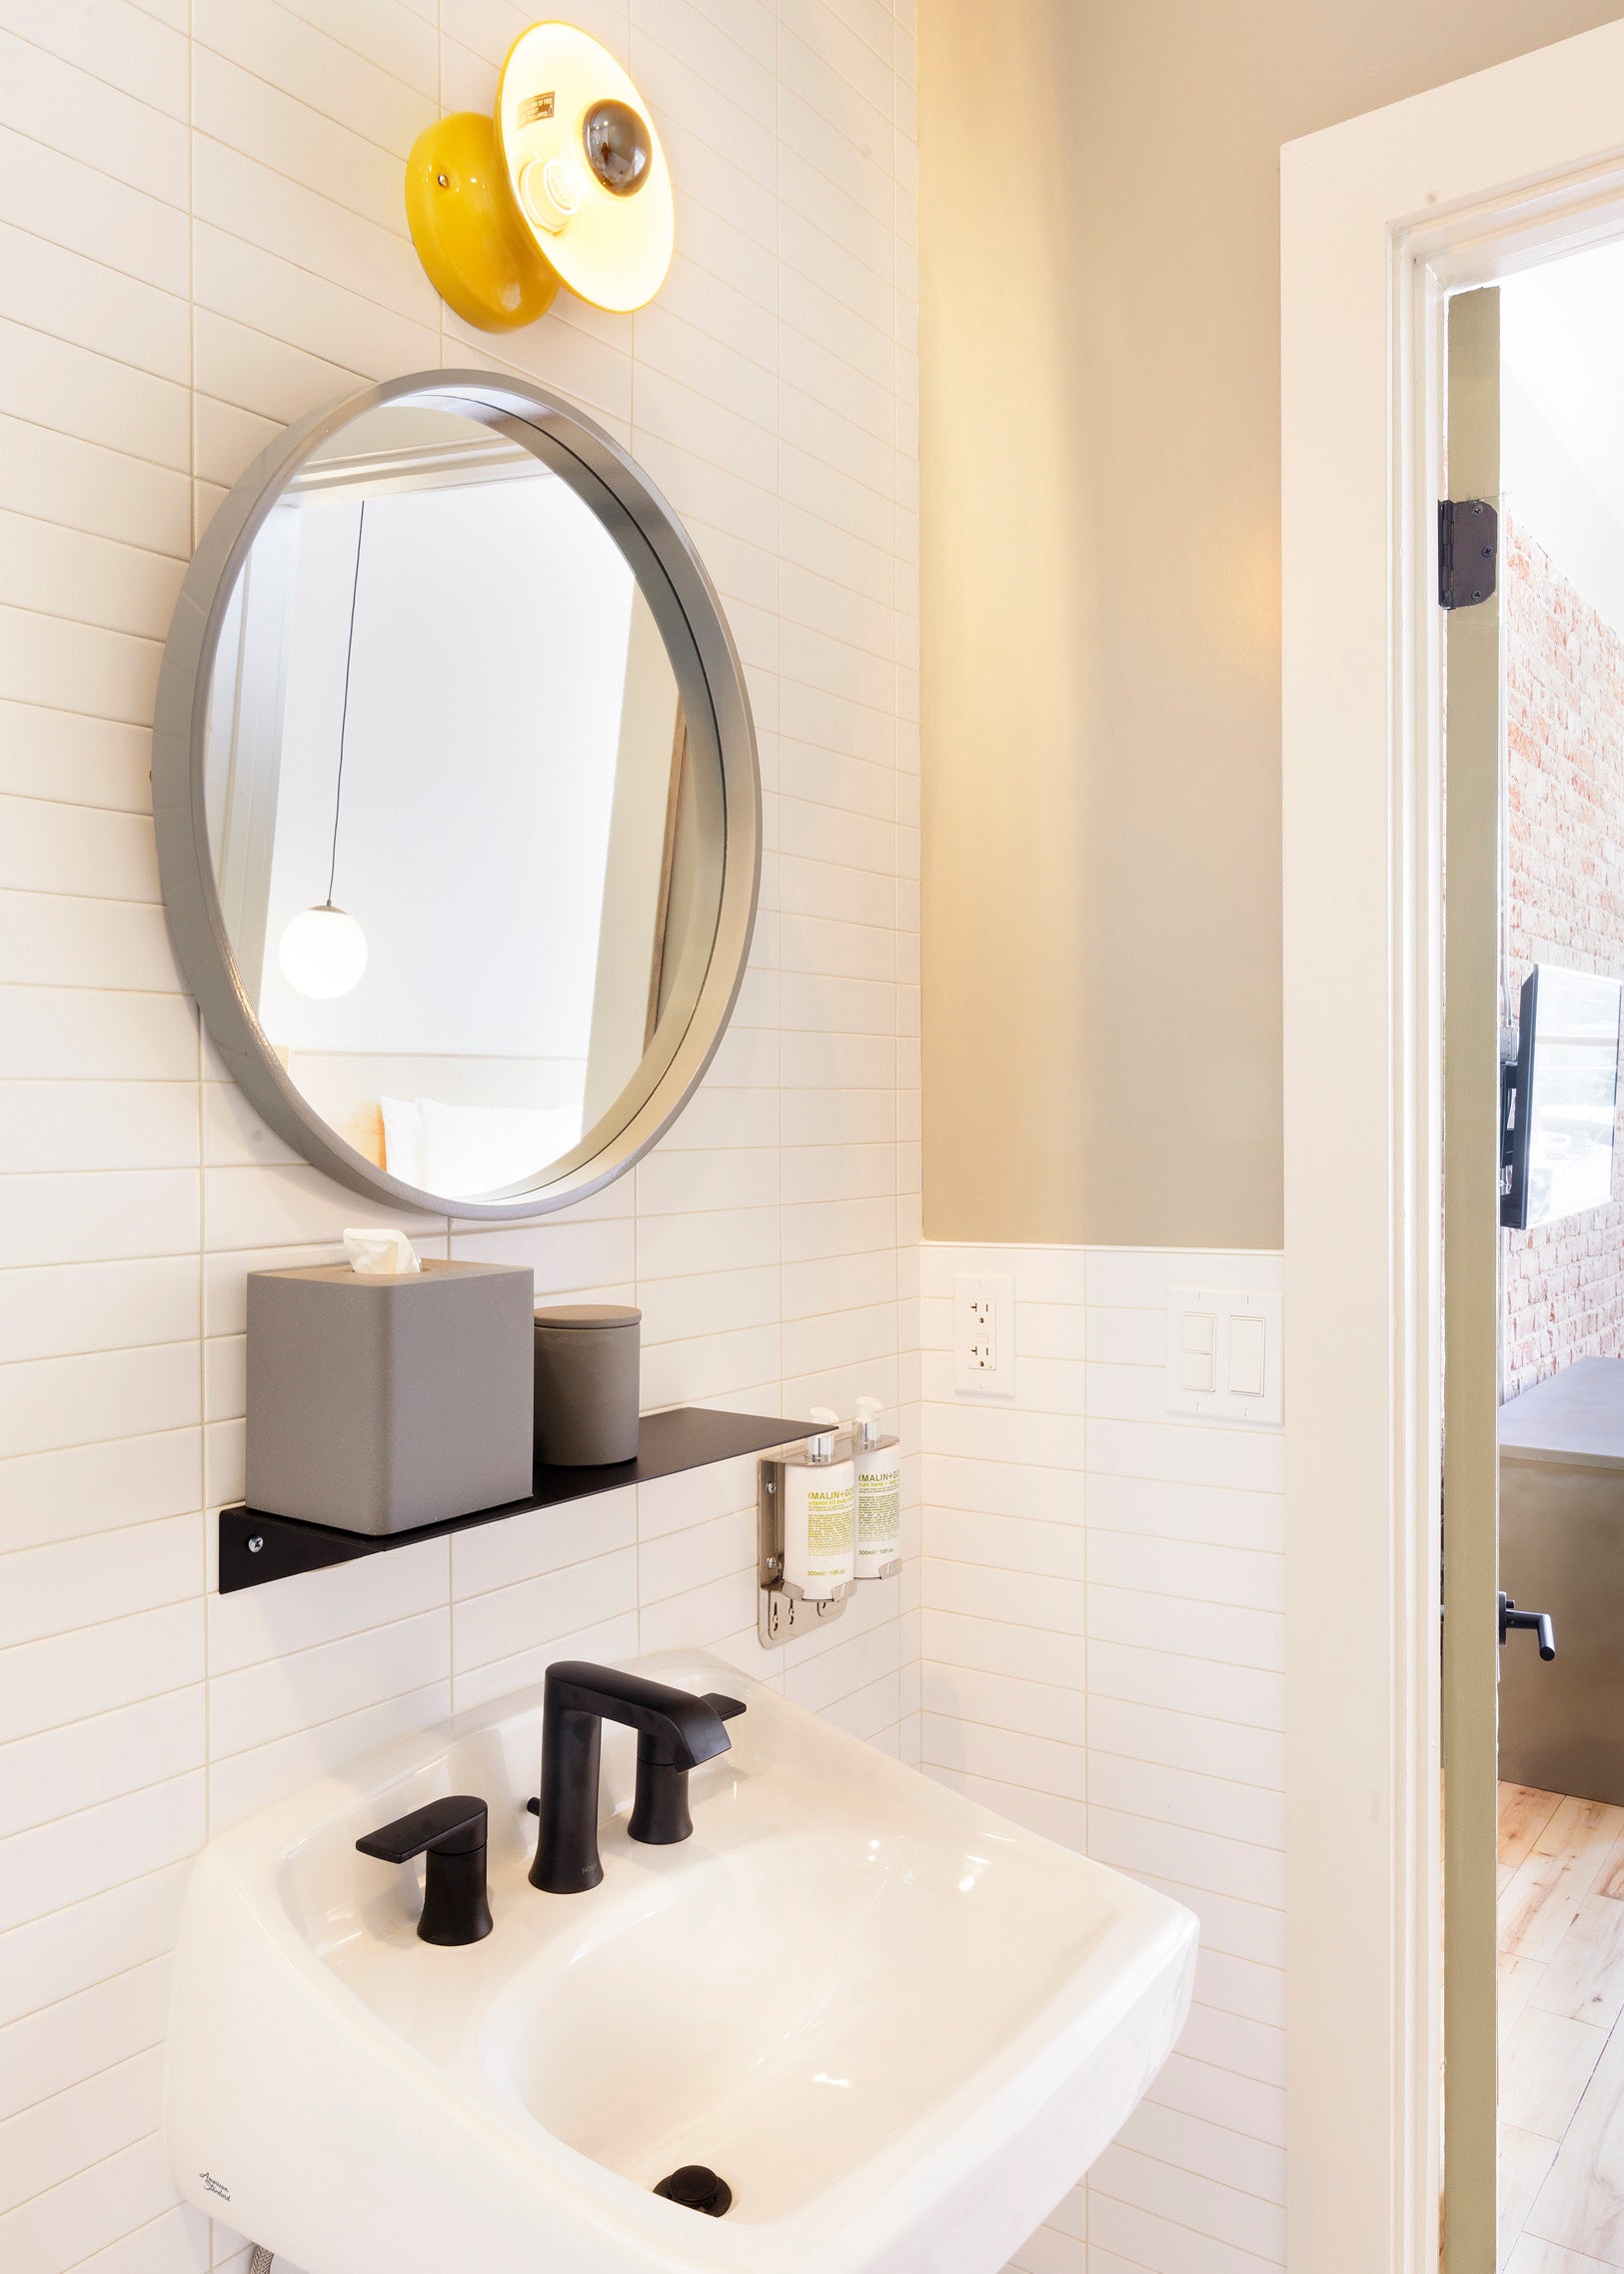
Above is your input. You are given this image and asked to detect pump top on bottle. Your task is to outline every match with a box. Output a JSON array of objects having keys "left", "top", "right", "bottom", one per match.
[
  {"left": 852, "top": 1395, "right": 901, "bottom": 1580},
  {"left": 781, "top": 1404, "right": 856, "bottom": 1599}
]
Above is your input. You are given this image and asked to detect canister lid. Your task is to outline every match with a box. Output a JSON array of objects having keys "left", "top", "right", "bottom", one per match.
[{"left": 534, "top": 1303, "right": 642, "bottom": 1329}]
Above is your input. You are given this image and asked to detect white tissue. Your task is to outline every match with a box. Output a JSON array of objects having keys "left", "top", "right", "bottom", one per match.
[{"left": 343, "top": 1226, "right": 422, "bottom": 1276}]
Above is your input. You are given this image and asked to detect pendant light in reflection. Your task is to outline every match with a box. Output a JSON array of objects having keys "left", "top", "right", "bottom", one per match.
[{"left": 279, "top": 502, "right": 370, "bottom": 1000}]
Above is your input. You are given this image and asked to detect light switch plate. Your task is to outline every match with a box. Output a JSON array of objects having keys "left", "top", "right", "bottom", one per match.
[
  {"left": 953, "top": 1271, "right": 1014, "bottom": 1396},
  {"left": 1165, "top": 1286, "right": 1282, "bottom": 1424}
]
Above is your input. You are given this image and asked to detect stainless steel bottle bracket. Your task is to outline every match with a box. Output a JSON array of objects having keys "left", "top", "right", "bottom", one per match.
[{"left": 757, "top": 1450, "right": 855, "bottom": 1646}]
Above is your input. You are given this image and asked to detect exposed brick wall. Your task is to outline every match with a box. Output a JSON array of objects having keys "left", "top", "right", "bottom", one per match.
[{"left": 1502, "top": 516, "right": 1624, "bottom": 1398}]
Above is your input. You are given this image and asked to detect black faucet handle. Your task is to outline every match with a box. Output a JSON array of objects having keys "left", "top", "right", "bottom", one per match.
[
  {"left": 701, "top": 1692, "right": 747, "bottom": 1721},
  {"left": 357, "top": 1795, "right": 494, "bottom": 1947},
  {"left": 357, "top": 1794, "right": 489, "bottom": 1862}
]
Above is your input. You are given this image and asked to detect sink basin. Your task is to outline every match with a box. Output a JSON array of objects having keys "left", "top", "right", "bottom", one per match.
[{"left": 165, "top": 1651, "right": 1195, "bottom": 2274}]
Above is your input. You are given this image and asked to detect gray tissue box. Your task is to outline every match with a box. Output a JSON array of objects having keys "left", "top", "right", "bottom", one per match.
[{"left": 245, "top": 1258, "right": 535, "bottom": 1534}]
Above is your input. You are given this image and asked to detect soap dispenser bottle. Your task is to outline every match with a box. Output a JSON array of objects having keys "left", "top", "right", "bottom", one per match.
[
  {"left": 781, "top": 1405, "right": 856, "bottom": 1599},
  {"left": 852, "top": 1395, "right": 901, "bottom": 1579}
]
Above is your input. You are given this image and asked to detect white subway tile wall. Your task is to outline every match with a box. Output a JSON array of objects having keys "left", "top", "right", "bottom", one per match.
[
  {"left": 0, "top": 2, "right": 918, "bottom": 2268},
  {"left": 0, "top": 6, "right": 1289, "bottom": 2268},
  {"left": 921, "top": 1243, "right": 1287, "bottom": 2274}
]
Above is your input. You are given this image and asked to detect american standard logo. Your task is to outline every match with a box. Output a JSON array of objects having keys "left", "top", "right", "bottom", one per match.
[{"left": 199, "top": 2172, "right": 231, "bottom": 2201}]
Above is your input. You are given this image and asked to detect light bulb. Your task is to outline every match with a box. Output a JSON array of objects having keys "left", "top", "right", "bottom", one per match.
[{"left": 278, "top": 903, "right": 368, "bottom": 999}]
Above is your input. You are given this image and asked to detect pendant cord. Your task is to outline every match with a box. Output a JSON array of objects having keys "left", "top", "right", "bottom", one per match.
[{"left": 327, "top": 499, "right": 366, "bottom": 908}]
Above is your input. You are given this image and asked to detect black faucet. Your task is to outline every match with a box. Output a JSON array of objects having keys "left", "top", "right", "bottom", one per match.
[
  {"left": 356, "top": 1795, "right": 493, "bottom": 1945},
  {"left": 530, "top": 1661, "right": 746, "bottom": 1894}
]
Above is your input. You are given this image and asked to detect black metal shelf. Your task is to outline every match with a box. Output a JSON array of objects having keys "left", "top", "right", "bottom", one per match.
[{"left": 219, "top": 1406, "right": 813, "bottom": 1595}]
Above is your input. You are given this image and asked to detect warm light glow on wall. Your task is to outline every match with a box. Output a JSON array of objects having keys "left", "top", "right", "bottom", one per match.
[{"left": 405, "top": 24, "right": 675, "bottom": 331}]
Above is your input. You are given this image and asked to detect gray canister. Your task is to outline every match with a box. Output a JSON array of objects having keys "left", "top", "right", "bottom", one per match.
[{"left": 533, "top": 1304, "right": 642, "bottom": 1466}]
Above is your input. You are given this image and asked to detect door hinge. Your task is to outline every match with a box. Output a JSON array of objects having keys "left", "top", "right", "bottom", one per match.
[{"left": 1438, "top": 497, "right": 1498, "bottom": 609}]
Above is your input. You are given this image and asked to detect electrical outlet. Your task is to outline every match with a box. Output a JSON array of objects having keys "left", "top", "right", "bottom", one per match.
[{"left": 953, "top": 1272, "right": 1014, "bottom": 1396}]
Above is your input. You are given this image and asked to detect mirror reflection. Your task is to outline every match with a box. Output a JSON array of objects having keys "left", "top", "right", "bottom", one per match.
[{"left": 203, "top": 402, "right": 714, "bottom": 1201}]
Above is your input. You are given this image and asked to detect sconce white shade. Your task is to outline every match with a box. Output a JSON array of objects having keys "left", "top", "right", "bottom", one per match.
[{"left": 278, "top": 904, "right": 368, "bottom": 1000}]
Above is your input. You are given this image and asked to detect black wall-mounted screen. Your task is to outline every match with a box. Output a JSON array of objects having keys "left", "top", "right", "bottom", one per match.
[{"left": 1501, "top": 964, "right": 1623, "bottom": 1231}]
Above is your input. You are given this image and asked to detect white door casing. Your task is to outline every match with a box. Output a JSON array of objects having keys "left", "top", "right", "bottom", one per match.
[{"left": 1282, "top": 23, "right": 1624, "bottom": 2273}]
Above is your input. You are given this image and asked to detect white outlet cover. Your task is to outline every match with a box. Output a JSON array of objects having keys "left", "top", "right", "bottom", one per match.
[
  {"left": 953, "top": 1271, "right": 1015, "bottom": 1397},
  {"left": 1165, "top": 1286, "right": 1283, "bottom": 1425}
]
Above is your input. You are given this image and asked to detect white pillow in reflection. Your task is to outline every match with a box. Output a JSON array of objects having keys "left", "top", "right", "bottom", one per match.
[
  {"left": 419, "top": 1099, "right": 584, "bottom": 1200},
  {"left": 380, "top": 1096, "right": 583, "bottom": 1197},
  {"left": 380, "top": 1096, "right": 426, "bottom": 1186}
]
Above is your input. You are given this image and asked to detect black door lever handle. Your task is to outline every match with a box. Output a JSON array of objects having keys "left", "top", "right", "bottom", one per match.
[{"left": 1498, "top": 1591, "right": 1556, "bottom": 1661}]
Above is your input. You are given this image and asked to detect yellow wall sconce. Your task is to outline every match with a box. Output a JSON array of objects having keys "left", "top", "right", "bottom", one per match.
[{"left": 406, "top": 22, "right": 674, "bottom": 331}]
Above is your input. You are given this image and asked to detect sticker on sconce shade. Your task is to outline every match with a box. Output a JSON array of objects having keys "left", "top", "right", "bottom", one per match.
[{"left": 519, "top": 90, "right": 556, "bottom": 124}]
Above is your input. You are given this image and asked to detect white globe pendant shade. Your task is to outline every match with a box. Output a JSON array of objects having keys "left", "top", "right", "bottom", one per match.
[{"left": 278, "top": 903, "right": 368, "bottom": 1000}]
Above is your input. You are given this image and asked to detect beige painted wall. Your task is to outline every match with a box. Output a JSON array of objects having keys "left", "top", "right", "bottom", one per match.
[{"left": 918, "top": 0, "right": 1624, "bottom": 1249}]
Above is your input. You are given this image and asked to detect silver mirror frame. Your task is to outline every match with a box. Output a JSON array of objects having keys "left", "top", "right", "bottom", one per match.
[{"left": 153, "top": 370, "right": 761, "bottom": 1221}]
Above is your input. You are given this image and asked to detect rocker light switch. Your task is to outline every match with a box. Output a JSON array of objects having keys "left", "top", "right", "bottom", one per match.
[
  {"left": 1228, "top": 1315, "right": 1267, "bottom": 1398},
  {"left": 1165, "top": 1286, "right": 1282, "bottom": 1424},
  {"left": 1178, "top": 1311, "right": 1216, "bottom": 1392}
]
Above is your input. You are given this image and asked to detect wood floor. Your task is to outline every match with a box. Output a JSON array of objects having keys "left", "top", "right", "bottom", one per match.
[{"left": 1498, "top": 1782, "right": 1624, "bottom": 2270}]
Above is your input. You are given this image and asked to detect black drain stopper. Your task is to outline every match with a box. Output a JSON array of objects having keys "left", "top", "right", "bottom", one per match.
[{"left": 654, "top": 2165, "right": 733, "bottom": 2217}]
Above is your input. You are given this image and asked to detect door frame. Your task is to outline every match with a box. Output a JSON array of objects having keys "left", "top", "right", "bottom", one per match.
[{"left": 1282, "top": 23, "right": 1624, "bottom": 2273}]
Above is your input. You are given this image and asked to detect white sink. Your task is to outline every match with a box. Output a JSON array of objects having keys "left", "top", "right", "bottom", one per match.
[{"left": 165, "top": 1651, "right": 1195, "bottom": 2274}]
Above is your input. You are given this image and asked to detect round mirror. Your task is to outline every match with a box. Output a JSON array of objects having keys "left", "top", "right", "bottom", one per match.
[{"left": 154, "top": 373, "right": 759, "bottom": 1217}]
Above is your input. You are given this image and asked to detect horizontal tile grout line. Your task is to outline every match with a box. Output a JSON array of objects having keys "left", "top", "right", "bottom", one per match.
[
  {"left": 1085, "top": 1739, "right": 1284, "bottom": 1800},
  {"left": 208, "top": 1672, "right": 449, "bottom": 1764},
  {"left": 920, "top": 1749, "right": 1081, "bottom": 1802},
  {"left": 925, "top": 1549, "right": 1281, "bottom": 1614},
  {"left": 925, "top": 1460, "right": 1281, "bottom": 1508},
  {"left": 0, "top": 1670, "right": 209, "bottom": 1750},
  {"left": 0, "top": 207, "right": 191, "bottom": 325},
  {"left": 1093, "top": 2129, "right": 1286, "bottom": 2212},
  {"left": 0, "top": 1481, "right": 201, "bottom": 1548},
  {"left": 0, "top": 686, "right": 168, "bottom": 737},
  {"left": 0, "top": 114, "right": 184, "bottom": 228},
  {"left": 942, "top": 1452, "right": 1285, "bottom": 1493},
  {"left": 0, "top": 1941, "right": 167, "bottom": 2038},
  {"left": 179, "top": 257, "right": 381, "bottom": 372},
  {"left": 786, "top": 0, "right": 902, "bottom": 79},
  {"left": 779, "top": 41, "right": 905, "bottom": 158},
  {"left": 0, "top": 1760, "right": 200, "bottom": 1860},
  {"left": 0, "top": 1872, "right": 185, "bottom": 2025},
  {"left": 189, "top": 22, "right": 442, "bottom": 156},
  {"left": 1152, "top": 2043, "right": 1288, "bottom": 2115},
  {"left": 0, "top": 323, "right": 199, "bottom": 457},
  {"left": 620, "top": 434, "right": 893, "bottom": 586},
  {"left": 448, "top": 1541, "right": 632, "bottom": 1609},
  {"left": 0, "top": 2116, "right": 167, "bottom": 2224},
  {"left": 0, "top": 1257, "right": 208, "bottom": 1290},
  {"left": 0, "top": 24, "right": 191, "bottom": 147},
  {"left": 930, "top": 1709, "right": 1282, "bottom": 1795},
  {"left": 0, "top": 2028, "right": 160, "bottom": 2135},
  {"left": 1046, "top": 2240, "right": 1159, "bottom": 2274},
  {"left": 1084, "top": 1523, "right": 1282, "bottom": 1554},
  {"left": 637, "top": 26, "right": 904, "bottom": 217},
  {"left": 927, "top": 1501, "right": 1283, "bottom": 1551},
  {"left": 60, "top": 2200, "right": 187, "bottom": 2274},
  {"left": 923, "top": 1638, "right": 1285, "bottom": 1736},
  {"left": 0, "top": 496, "right": 192, "bottom": 573},
  {"left": 631, "top": 1507, "right": 756, "bottom": 1550},
  {"left": 185, "top": 124, "right": 427, "bottom": 259},
  {"left": 1088, "top": 1793, "right": 1285, "bottom": 1861},
  {"left": 1086, "top": 2166, "right": 1286, "bottom": 2264}
]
